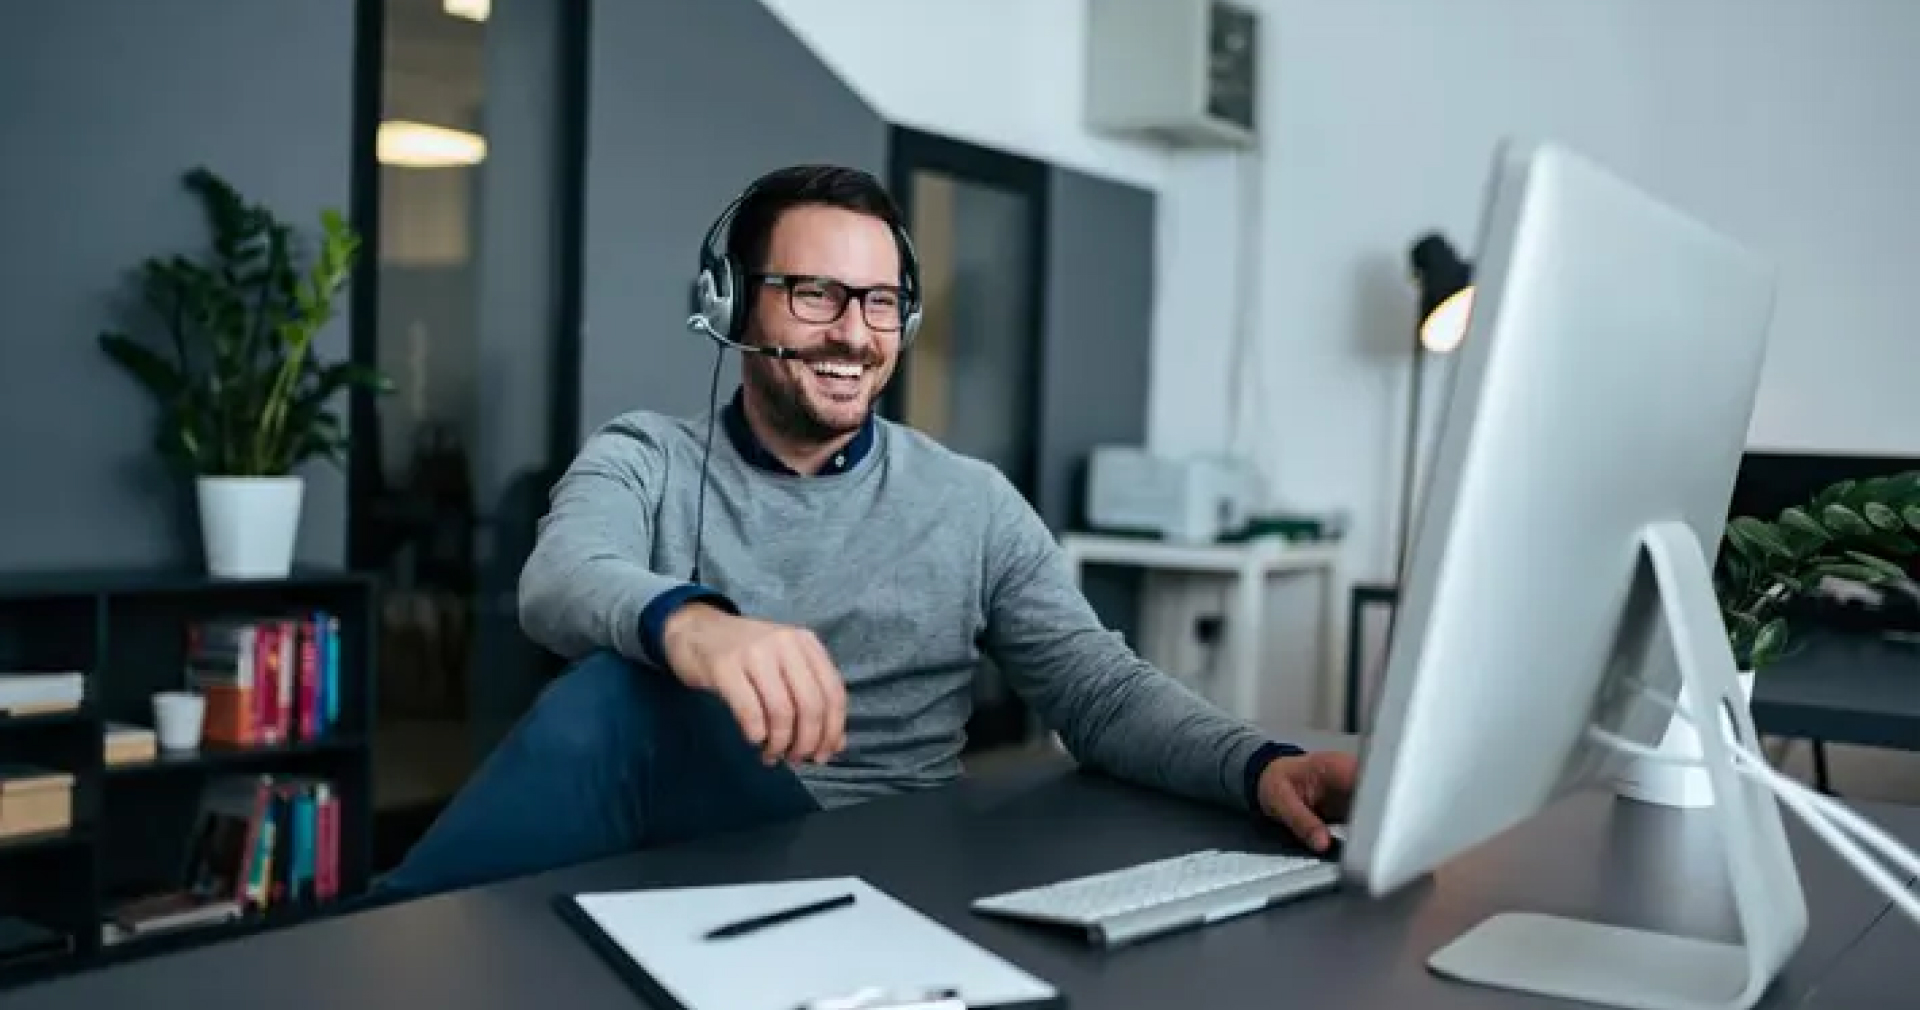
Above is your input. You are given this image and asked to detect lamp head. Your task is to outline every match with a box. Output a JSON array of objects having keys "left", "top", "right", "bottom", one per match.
[{"left": 1409, "top": 233, "right": 1474, "bottom": 354}]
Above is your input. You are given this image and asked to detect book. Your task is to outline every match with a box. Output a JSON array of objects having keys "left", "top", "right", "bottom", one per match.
[
  {"left": 103, "top": 722, "right": 157, "bottom": 766},
  {"left": 185, "top": 615, "right": 343, "bottom": 747},
  {"left": 180, "top": 774, "right": 342, "bottom": 914},
  {"left": 0, "top": 672, "right": 84, "bottom": 714}
]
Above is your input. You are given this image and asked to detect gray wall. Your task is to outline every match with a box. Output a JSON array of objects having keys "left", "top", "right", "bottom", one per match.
[
  {"left": 1036, "top": 167, "right": 1156, "bottom": 529},
  {"left": 576, "top": 0, "right": 889, "bottom": 435},
  {"left": 1037, "top": 167, "right": 1157, "bottom": 636},
  {"left": 0, "top": 0, "right": 356, "bottom": 571}
]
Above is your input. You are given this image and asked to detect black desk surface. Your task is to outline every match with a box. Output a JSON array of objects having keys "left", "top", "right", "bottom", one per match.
[
  {"left": 1752, "top": 631, "right": 1920, "bottom": 749},
  {"left": 1797, "top": 878, "right": 1920, "bottom": 1007},
  {"left": 6, "top": 759, "right": 1915, "bottom": 1010}
]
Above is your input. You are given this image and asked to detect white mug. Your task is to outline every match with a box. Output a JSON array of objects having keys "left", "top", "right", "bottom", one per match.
[{"left": 152, "top": 691, "right": 206, "bottom": 751}]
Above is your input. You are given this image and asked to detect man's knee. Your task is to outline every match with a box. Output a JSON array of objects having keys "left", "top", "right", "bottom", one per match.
[
  {"left": 517, "top": 650, "right": 732, "bottom": 763},
  {"left": 517, "top": 650, "right": 660, "bottom": 763}
]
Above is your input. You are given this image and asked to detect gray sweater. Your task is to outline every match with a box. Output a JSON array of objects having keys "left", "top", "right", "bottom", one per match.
[{"left": 517, "top": 396, "right": 1286, "bottom": 811}]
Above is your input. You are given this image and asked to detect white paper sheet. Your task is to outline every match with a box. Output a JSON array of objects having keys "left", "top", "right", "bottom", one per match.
[{"left": 571, "top": 877, "right": 1059, "bottom": 1010}]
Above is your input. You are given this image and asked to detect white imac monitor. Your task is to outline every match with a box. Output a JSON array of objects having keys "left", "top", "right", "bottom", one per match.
[{"left": 1343, "top": 140, "right": 1808, "bottom": 1010}]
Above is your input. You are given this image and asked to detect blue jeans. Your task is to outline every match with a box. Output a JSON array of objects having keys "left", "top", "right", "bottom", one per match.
[{"left": 380, "top": 650, "right": 820, "bottom": 897}]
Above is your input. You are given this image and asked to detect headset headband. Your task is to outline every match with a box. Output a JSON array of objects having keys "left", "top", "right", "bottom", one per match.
[{"left": 691, "top": 171, "right": 923, "bottom": 346}]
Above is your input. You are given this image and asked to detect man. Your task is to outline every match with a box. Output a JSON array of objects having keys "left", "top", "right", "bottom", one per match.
[{"left": 383, "top": 165, "right": 1357, "bottom": 897}]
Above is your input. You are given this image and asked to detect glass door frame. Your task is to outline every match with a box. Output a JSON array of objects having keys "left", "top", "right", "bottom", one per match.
[{"left": 882, "top": 127, "right": 1052, "bottom": 501}]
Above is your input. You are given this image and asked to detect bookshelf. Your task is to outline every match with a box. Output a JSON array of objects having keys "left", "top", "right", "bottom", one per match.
[{"left": 0, "top": 567, "right": 374, "bottom": 985}]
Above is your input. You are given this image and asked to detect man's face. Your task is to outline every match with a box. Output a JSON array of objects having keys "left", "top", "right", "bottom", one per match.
[{"left": 741, "top": 204, "right": 905, "bottom": 442}]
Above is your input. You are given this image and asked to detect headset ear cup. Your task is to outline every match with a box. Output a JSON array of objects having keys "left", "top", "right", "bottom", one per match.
[
  {"left": 722, "top": 256, "right": 748, "bottom": 341},
  {"left": 901, "top": 303, "right": 923, "bottom": 347},
  {"left": 697, "top": 265, "right": 733, "bottom": 341}
]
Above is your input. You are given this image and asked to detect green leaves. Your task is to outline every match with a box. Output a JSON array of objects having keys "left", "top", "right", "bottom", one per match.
[
  {"left": 1727, "top": 516, "right": 1793, "bottom": 561},
  {"left": 1822, "top": 502, "right": 1873, "bottom": 537},
  {"left": 99, "top": 332, "right": 185, "bottom": 398},
  {"left": 1778, "top": 506, "right": 1828, "bottom": 544},
  {"left": 1747, "top": 617, "right": 1788, "bottom": 670},
  {"left": 96, "top": 166, "right": 388, "bottom": 477},
  {"left": 1719, "top": 472, "right": 1920, "bottom": 671}
]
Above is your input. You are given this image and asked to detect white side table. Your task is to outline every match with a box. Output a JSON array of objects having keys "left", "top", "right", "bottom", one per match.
[{"left": 1060, "top": 533, "right": 1344, "bottom": 726}]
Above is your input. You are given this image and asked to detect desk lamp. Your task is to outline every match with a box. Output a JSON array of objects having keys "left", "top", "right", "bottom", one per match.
[{"left": 1394, "top": 233, "right": 1474, "bottom": 581}]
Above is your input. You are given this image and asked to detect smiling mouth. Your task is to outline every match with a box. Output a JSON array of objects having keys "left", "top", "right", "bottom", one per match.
[{"left": 808, "top": 361, "right": 866, "bottom": 381}]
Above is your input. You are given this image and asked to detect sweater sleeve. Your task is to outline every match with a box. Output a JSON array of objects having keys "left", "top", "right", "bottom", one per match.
[
  {"left": 517, "top": 418, "right": 734, "bottom": 666},
  {"left": 976, "top": 469, "right": 1281, "bottom": 811}
]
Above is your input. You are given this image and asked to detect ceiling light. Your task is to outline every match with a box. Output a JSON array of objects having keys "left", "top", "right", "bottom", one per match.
[
  {"left": 444, "top": 0, "right": 489, "bottom": 21},
  {"left": 378, "top": 121, "right": 486, "bottom": 169}
]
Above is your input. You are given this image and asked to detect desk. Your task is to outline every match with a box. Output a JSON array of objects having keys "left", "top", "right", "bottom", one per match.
[
  {"left": 8, "top": 754, "right": 1916, "bottom": 1010},
  {"left": 1750, "top": 630, "right": 1920, "bottom": 793},
  {"left": 1795, "top": 876, "right": 1920, "bottom": 1007},
  {"left": 1060, "top": 533, "right": 1343, "bottom": 724}
]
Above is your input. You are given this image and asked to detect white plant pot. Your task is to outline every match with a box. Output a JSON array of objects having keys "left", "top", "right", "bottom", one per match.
[
  {"left": 196, "top": 475, "right": 304, "bottom": 579},
  {"left": 1611, "top": 669, "right": 1756, "bottom": 809}
]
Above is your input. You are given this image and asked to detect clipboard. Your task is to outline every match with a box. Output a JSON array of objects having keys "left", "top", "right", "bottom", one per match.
[{"left": 555, "top": 876, "right": 1064, "bottom": 1010}]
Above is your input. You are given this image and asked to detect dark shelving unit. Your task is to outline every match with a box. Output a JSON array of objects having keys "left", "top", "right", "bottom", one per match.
[{"left": 0, "top": 567, "right": 376, "bottom": 988}]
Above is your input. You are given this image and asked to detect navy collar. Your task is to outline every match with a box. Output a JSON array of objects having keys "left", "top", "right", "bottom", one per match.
[{"left": 722, "top": 388, "right": 876, "bottom": 476}]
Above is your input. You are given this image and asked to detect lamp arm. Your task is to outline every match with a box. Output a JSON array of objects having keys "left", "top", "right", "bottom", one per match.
[{"left": 1395, "top": 344, "right": 1427, "bottom": 582}]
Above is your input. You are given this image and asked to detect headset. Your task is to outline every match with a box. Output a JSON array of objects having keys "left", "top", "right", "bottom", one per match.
[
  {"left": 681, "top": 169, "right": 922, "bottom": 584},
  {"left": 686, "top": 172, "right": 925, "bottom": 355}
]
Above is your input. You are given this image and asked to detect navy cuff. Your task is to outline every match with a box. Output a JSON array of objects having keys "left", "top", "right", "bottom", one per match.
[
  {"left": 638, "top": 584, "right": 736, "bottom": 668},
  {"left": 1244, "top": 740, "right": 1306, "bottom": 810}
]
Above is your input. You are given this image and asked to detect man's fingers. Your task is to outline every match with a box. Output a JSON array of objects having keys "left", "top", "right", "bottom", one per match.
[
  {"left": 781, "top": 649, "right": 826, "bottom": 763},
  {"left": 719, "top": 669, "right": 768, "bottom": 750},
  {"left": 802, "top": 636, "right": 847, "bottom": 760},
  {"left": 1315, "top": 754, "right": 1360, "bottom": 822},
  {"left": 1266, "top": 782, "right": 1332, "bottom": 853},
  {"left": 745, "top": 661, "right": 797, "bottom": 763}
]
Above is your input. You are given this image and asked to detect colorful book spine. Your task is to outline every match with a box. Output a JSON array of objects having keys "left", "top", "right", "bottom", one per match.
[
  {"left": 184, "top": 614, "right": 344, "bottom": 746},
  {"left": 183, "top": 774, "right": 345, "bottom": 916}
]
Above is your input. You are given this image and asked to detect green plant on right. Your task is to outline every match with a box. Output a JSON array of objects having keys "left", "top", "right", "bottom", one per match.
[{"left": 1716, "top": 472, "right": 1920, "bottom": 671}]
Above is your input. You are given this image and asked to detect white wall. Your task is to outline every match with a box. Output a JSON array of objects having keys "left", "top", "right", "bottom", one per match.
[{"left": 1166, "top": 0, "right": 1920, "bottom": 584}]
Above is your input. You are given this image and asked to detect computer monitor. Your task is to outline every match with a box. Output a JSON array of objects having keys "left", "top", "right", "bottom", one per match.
[{"left": 1343, "top": 140, "right": 1808, "bottom": 1010}]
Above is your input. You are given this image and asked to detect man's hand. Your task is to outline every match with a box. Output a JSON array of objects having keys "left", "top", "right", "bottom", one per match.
[
  {"left": 661, "top": 604, "right": 847, "bottom": 766},
  {"left": 1256, "top": 751, "right": 1359, "bottom": 854}
]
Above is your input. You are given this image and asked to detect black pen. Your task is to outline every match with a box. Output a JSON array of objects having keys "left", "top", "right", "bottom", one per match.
[{"left": 704, "top": 893, "right": 856, "bottom": 940}]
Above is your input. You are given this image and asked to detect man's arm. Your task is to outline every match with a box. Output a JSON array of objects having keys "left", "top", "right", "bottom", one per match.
[
  {"left": 518, "top": 419, "right": 733, "bottom": 665},
  {"left": 978, "top": 469, "right": 1299, "bottom": 812}
]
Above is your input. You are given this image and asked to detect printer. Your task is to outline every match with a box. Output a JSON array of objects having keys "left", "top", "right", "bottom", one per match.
[{"left": 1083, "top": 447, "right": 1265, "bottom": 544}]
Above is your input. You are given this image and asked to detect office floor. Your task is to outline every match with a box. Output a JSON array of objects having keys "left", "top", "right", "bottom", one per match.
[{"left": 1775, "top": 742, "right": 1920, "bottom": 804}]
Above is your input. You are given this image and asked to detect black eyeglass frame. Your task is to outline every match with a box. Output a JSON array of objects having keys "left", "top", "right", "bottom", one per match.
[{"left": 752, "top": 272, "right": 906, "bottom": 332}]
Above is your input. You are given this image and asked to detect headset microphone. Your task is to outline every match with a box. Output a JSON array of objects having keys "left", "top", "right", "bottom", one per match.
[{"left": 685, "top": 313, "right": 802, "bottom": 360}]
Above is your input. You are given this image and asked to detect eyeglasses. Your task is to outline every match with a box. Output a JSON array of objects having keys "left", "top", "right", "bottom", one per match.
[{"left": 755, "top": 273, "right": 906, "bottom": 332}]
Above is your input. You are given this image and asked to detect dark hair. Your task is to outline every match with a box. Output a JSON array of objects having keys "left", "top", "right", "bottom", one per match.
[{"left": 726, "top": 165, "right": 906, "bottom": 276}]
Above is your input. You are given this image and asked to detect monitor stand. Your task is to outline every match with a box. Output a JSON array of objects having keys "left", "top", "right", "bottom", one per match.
[{"left": 1425, "top": 519, "right": 1810, "bottom": 1010}]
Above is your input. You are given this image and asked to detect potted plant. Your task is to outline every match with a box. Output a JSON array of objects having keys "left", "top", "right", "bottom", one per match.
[
  {"left": 1716, "top": 473, "right": 1919, "bottom": 670},
  {"left": 99, "top": 168, "right": 389, "bottom": 579},
  {"left": 1616, "top": 473, "right": 1918, "bottom": 807}
]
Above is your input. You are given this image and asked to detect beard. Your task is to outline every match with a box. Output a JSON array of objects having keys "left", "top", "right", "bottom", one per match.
[{"left": 745, "top": 352, "right": 886, "bottom": 444}]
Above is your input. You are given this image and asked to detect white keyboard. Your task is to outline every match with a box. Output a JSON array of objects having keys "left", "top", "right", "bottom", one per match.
[{"left": 971, "top": 846, "right": 1343, "bottom": 947}]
